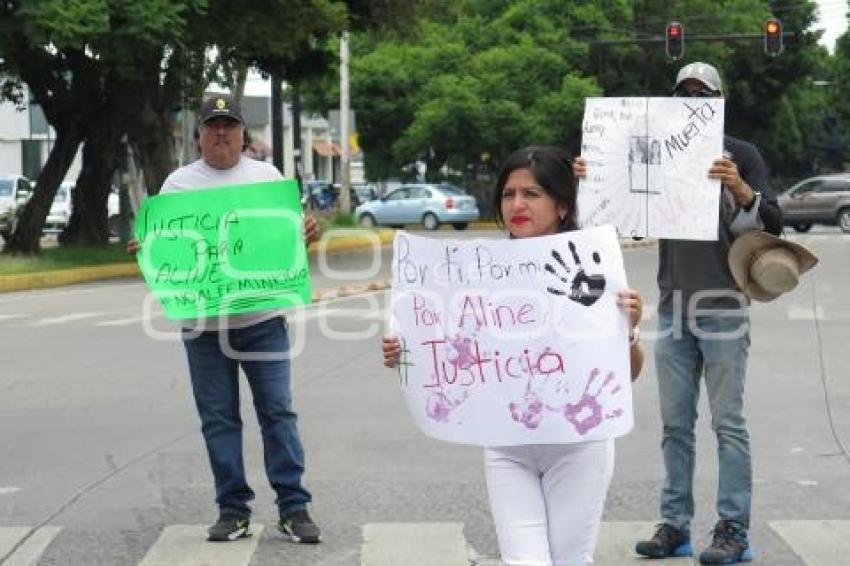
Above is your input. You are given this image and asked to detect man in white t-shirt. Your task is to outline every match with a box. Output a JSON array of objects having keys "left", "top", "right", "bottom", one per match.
[{"left": 130, "top": 94, "right": 322, "bottom": 544}]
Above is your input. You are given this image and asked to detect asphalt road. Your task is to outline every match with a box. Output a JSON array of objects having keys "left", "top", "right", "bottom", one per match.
[{"left": 0, "top": 228, "right": 848, "bottom": 565}]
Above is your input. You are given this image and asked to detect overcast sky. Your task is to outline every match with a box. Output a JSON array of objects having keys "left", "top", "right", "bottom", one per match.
[{"left": 815, "top": 0, "right": 848, "bottom": 52}]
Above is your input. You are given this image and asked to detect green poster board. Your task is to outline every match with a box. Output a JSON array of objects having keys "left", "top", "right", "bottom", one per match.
[{"left": 135, "top": 180, "right": 311, "bottom": 319}]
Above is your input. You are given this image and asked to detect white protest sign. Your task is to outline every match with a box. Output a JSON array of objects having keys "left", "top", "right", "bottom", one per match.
[
  {"left": 390, "top": 226, "right": 633, "bottom": 447},
  {"left": 577, "top": 97, "right": 725, "bottom": 240}
]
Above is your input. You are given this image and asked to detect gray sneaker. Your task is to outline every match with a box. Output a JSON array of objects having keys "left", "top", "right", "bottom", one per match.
[
  {"left": 699, "top": 520, "right": 754, "bottom": 564},
  {"left": 207, "top": 514, "right": 251, "bottom": 542},
  {"left": 278, "top": 509, "right": 321, "bottom": 543}
]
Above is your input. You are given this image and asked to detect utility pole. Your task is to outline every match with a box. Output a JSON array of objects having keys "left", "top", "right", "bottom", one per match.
[
  {"left": 292, "top": 84, "right": 304, "bottom": 195},
  {"left": 339, "top": 30, "right": 351, "bottom": 215},
  {"left": 271, "top": 71, "right": 284, "bottom": 174}
]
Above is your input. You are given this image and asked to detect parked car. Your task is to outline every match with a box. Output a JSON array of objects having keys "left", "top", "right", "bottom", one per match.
[
  {"left": 355, "top": 183, "right": 479, "bottom": 230},
  {"left": 351, "top": 182, "right": 378, "bottom": 206},
  {"left": 778, "top": 174, "right": 850, "bottom": 233},
  {"left": 44, "top": 182, "right": 122, "bottom": 236},
  {"left": 0, "top": 173, "right": 32, "bottom": 240},
  {"left": 303, "top": 180, "right": 337, "bottom": 210},
  {"left": 43, "top": 182, "right": 73, "bottom": 234}
]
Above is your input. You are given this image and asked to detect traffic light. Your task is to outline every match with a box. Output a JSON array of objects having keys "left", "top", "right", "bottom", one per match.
[
  {"left": 666, "top": 21, "right": 684, "bottom": 61},
  {"left": 764, "top": 17, "right": 783, "bottom": 57}
]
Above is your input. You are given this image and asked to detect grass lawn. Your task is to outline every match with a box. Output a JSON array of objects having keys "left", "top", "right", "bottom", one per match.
[{"left": 0, "top": 243, "right": 133, "bottom": 275}]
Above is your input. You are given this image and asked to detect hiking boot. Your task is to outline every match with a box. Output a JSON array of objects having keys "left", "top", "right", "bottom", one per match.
[
  {"left": 635, "top": 522, "right": 693, "bottom": 558},
  {"left": 278, "top": 509, "right": 322, "bottom": 543},
  {"left": 207, "top": 514, "right": 251, "bottom": 542},
  {"left": 699, "top": 520, "right": 754, "bottom": 564}
]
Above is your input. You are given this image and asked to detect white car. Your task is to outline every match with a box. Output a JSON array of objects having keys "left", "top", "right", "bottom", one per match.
[
  {"left": 0, "top": 173, "right": 32, "bottom": 240},
  {"left": 43, "top": 182, "right": 73, "bottom": 234},
  {"left": 44, "top": 182, "right": 121, "bottom": 235}
]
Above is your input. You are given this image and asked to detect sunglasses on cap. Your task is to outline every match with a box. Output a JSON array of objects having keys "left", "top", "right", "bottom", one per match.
[{"left": 673, "top": 85, "right": 719, "bottom": 98}]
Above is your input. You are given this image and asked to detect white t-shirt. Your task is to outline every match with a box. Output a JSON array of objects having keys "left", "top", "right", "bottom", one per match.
[{"left": 159, "top": 156, "right": 294, "bottom": 330}]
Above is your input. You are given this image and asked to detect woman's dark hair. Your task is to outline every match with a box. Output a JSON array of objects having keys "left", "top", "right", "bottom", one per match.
[{"left": 492, "top": 145, "right": 578, "bottom": 233}]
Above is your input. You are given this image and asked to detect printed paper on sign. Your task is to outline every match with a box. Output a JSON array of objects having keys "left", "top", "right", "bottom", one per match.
[{"left": 577, "top": 97, "right": 725, "bottom": 240}]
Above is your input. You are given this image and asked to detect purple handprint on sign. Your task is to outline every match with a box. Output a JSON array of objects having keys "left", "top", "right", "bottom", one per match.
[
  {"left": 509, "top": 382, "right": 545, "bottom": 430},
  {"left": 425, "top": 335, "right": 474, "bottom": 424},
  {"left": 563, "top": 368, "right": 623, "bottom": 435}
]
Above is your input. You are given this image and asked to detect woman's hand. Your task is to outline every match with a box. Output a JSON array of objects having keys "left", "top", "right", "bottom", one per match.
[
  {"left": 382, "top": 336, "right": 401, "bottom": 368},
  {"left": 572, "top": 156, "right": 587, "bottom": 179},
  {"left": 618, "top": 289, "right": 644, "bottom": 381},
  {"left": 617, "top": 288, "right": 643, "bottom": 330}
]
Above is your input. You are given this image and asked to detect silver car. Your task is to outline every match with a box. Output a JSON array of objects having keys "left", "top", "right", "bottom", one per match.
[
  {"left": 778, "top": 174, "right": 850, "bottom": 233},
  {"left": 355, "top": 183, "right": 479, "bottom": 230}
]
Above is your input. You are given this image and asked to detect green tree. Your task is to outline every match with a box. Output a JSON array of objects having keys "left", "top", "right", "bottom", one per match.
[{"left": 0, "top": 0, "right": 413, "bottom": 253}]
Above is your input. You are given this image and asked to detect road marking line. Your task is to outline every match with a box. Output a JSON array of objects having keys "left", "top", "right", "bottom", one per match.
[
  {"left": 29, "top": 313, "right": 103, "bottom": 326},
  {"left": 0, "top": 486, "right": 22, "bottom": 495},
  {"left": 361, "top": 522, "right": 469, "bottom": 566},
  {"left": 770, "top": 520, "right": 850, "bottom": 565},
  {"left": 0, "top": 314, "right": 26, "bottom": 322},
  {"left": 595, "top": 522, "right": 694, "bottom": 565},
  {"left": 1, "top": 526, "right": 62, "bottom": 566},
  {"left": 787, "top": 305, "right": 826, "bottom": 321},
  {"left": 138, "top": 524, "right": 264, "bottom": 566},
  {"left": 97, "top": 316, "right": 144, "bottom": 327}
]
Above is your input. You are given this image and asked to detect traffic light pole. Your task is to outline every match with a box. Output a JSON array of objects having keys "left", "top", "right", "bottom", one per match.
[{"left": 590, "top": 32, "right": 795, "bottom": 45}]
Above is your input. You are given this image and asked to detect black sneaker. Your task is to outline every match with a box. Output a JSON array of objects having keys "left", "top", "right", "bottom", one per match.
[
  {"left": 699, "top": 520, "right": 754, "bottom": 564},
  {"left": 635, "top": 522, "right": 693, "bottom": 558},
  {"left": 278, "top": 509, "right": 322, "bottom": 543},
  {"left": 207, "top": 514, "right": 251, "bottom": 542}
]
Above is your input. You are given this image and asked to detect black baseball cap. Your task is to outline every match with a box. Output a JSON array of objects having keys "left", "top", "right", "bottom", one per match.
[{"left": 199, "top": 93, "right": 243, "bottom": 124}]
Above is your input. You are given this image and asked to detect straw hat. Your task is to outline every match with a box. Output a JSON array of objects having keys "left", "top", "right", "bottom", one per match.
[{"left": 728, "top": 231, "right": 818, "bottom": 302}]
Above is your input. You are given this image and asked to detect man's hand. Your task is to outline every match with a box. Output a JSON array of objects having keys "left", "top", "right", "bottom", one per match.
[
  {"left": 572, "top": 156, "right": 588, "bottom": 179},
  {"left": 303, "top": 214, "right": 321, "bottom": 245},
  {"left": 382, "top": 336, "right": 401, "bottom": 368},
  {"left": 126, "top": 238, "right": 140, "bottom": 255},
  {"left": 708, "top": 158, "right": 756, "bottom": 207}
]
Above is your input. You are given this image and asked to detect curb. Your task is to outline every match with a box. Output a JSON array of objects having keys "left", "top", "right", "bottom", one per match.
[{"left": 0, "top": 229, "right": 396, "bottom": 295}]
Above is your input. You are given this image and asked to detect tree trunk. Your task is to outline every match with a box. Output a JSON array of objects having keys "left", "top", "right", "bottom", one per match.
[
  {"left": 130, "top": 105, "right": 177, "bottom": 196},
  {"left": 59, "top": 121, "right": 124, "bottom": 246},
  {"left": 3, "top": 127, "right": 82, "bottom": 254}
]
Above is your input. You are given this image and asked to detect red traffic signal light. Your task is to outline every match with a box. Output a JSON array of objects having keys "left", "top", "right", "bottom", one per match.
[
  {"left": 764, "top": 17, "right": 783, "bottom": 57},
  {"left": 666, "top": 21, "right": 684, "bottom": 61}
]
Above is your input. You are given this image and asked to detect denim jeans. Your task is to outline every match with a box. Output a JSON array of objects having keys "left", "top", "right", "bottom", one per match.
[
  {"left": 182, "top": 316, "right": 311, "bottom": 519},
  {"left": 655, "top": 311, "right": 752, "bottom": 533}
]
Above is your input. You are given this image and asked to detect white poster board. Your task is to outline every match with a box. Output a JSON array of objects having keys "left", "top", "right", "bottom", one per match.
[
  {"left": 577, "top": 97, "right": 725, "bottom": 240},
  {"left": 390, "top": 227, "right": 634, "bottom": 447}
]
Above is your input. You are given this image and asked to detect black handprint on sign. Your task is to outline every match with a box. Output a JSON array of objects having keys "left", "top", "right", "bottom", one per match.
[{"left": 545, "top": 241, "right": 606, "bottom": 307}]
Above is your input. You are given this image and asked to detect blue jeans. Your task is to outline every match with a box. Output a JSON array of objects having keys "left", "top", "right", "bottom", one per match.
[
  {"left": 655, "top": 311, "right": 752, "bottom": 533},
  {"left": 182, "top": 316, "right": 311, "bottom": 519}
]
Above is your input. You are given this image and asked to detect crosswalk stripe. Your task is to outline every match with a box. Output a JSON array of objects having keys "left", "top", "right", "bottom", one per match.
[
  {"left": 0, "top": 528, "right": 30, "bottom": 560},
  {"left": 770, "top": 520, "right": 850, "bottom": 566},
  {"left": 1, "top": 526, "right": 62, "bottom": 566},
  {"left": 138, "top": 524, "right": 264, "bottom": 566},
  {"left": 361, "top": 523, "right": 469, "bottom": 566},
  {"left": 1, "top": 520, "right": 850, "bottom": 564},
  {"left": 595, "top": 522, "right": 693, "bottom": 565}
]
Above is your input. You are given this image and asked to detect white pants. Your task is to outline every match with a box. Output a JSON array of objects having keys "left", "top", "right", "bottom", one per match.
[{"left": 484, "top": 440, "right": 615, "bottom": 566}]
